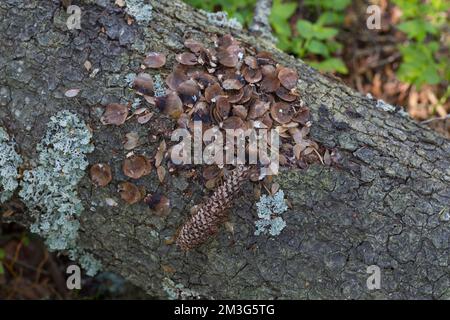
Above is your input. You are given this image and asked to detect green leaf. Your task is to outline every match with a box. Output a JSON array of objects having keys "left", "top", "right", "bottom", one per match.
[
  {"left": 270, "top": 0, "right": 297, "bottom": 40},
  {"left": 0, "top": 262, "right": 4, "bottom": 275},
  {"left": 277, "top": 35, "right": 293, "bottom": 52},
  {"left": 392, "top": 0, "right": 421, "bottom": 18},
  {"left": 397, "top": 19, "right": 437, "bottom": 41},
  {"left": 427, "top": 41, "right": 440, "bottom": 53},
  {"left": 422, "top": 66, "right": 440, "bottom": 84},
  {"left": 304, "top": 0, "right": 350, "bottom": 11},
  {"left": 272, "top": 16, "right": 293, "bottom": 37},
  {"left": 231, "top": 12, "right": 246, "bottom": 25},
  {"left": 312, "top": 25, "right": 338, "bottom": 40},
  {"left": 21, "top": 235, "right": 30, "bottom": 247},
  {"left": 306, "top": 39, "right": 329, "bottom": 57},
  {"left": 296, "top": 19, "right": 315, "bottom": 39},
  {"left": 397, "top": 61, "right": 440, "bottom": 89},
  {"left": 0, "top": 248, "right": 4, "bottom": 260},
  {"left": 309, "top": 58, "right": 348, "bottom": 74},
  {"left": 270, "top": 0, "right": 297, "bottom": 20},
  {"left": 291, "top": 38, "right": 305, "bottom": 56},
  {"left": 397, "top": 43, "right": 442, "bottom": 88},
  {"left": 322, "top": 0, "right": 351, "bottom": 11},
  {"left": 317, "top": 12, "right": 345, "bottom": 25},
  {"left": 326, "top": 40, "right": 343, "bottom": 53}
]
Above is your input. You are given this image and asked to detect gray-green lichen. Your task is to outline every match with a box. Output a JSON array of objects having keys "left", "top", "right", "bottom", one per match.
[
  {"left": 152, "top": 74, "right": 166, "bottom": 97},
  {"left": 69, "top": 249, "right": 103, "bottom": 277},
  {"left": 19, "top": 111, "right": 101, "bottom": 276},
  {"left": 125, "top": 0, "right": 153, "bottom": 25},
  {"left": 202, "top": 10, "right": 242, "bottom": 30},
  {"left": 162, "top": 277, "right": 200, "bottom": 300},
  {"left": 131, "top": 97, "right": 142, "bottom": 110},
  {"left": 254, "top": 190, "right": 288, "bottom": 236},
  {"left": 366, "top": 93, "right": 409, "bottom": 117},
  {"left": 0, "top": 127, "right": 23, "bottom": 203},
  {"left": 125, "top": 73, "right": 136, "bottom": 88}
]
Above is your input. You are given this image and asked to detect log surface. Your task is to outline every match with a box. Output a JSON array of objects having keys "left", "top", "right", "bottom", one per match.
[{"left": 1, "top": 0, "right": 449, "bottom": 299}]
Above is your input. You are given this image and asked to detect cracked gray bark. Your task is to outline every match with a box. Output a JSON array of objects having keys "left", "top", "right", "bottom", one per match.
[{"left": 1, "top": 0, "right": 449, "bottom": 299}]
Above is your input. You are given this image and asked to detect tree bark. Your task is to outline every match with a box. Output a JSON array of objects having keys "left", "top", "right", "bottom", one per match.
[{"left": 1, "top": 0, "right": 449, "bottom": 299}]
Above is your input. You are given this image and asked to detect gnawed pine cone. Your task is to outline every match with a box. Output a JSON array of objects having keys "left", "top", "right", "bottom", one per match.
[{"left": 176, "top": 165, "right": 251, "bottom": 250}]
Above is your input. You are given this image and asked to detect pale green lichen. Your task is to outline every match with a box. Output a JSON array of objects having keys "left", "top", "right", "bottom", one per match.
[
  {"left": 0, "top": 127, "right": 23, "bottom": 203},
  {"left": 125, "top": 0, "right": 153, "bottom": 25},
  {"left": 152, "top": 74, "right": 166, "bottom": 97},
  {"left": 162, "top": 277, "right": 200, "bottom": 300},
  {"left": 366, "top": 93, "right": 408, "bottom": 117},
  {"left": 131, "top": 97, "right": 142, "bottom": 110},
  {"left": 19, "top": 111, "right": 102, "bottom": 276},
  {"left": 125, "top": 73, "right": 136, "bottom": 88},
  {"left": 254, "top": 190, "right": 288, "bottom": 236},
  {"left": 69, "top": 249, "right": 102, "bottom": 277},
  {"left": 203, "top": 10, "right": 242, "bottom": 30}
]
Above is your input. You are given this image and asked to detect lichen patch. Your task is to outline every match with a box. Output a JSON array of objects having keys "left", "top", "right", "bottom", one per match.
[
  {"left": 19, "top": 111, "right": 101, "bottom": 276},
  {"left": 0, "top": 127, "right": 23, "bottom": 203}
]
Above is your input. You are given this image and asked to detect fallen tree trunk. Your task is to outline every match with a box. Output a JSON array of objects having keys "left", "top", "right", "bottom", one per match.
[{"left": 1, "top": 0, "right": 449, "bottom": 299}]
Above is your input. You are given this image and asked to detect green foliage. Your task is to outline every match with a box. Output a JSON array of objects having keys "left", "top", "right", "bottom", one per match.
[
  {"left": 185, "top": 0, "right": 349, "bottom": 73},
  {"left": 397, "top": 19, "right": 438, "bottom": 42},
  {"left": 397, "top": 43, "right": 441, "bottom": 86},
  {"left": 185, "top": 0, "right": 257, "bottom": 26},
  {"left": 21, "top": 234, "right": 30, "bottom": 247},
  {"left": 184, "top": 0, "right": 448, "bottom": 85},
  {"left": 268, "top": 0, "right": 297, "bottom": 50},
  {"left": 304, "top": 0, "right": 351, "bottom": 11},
  {"left": 393, "top": 0, "right": 449, "bottom": 88},
  {"left": 270, "top": 0, "right": 349, "bottom": 74},
  {"left": 0, "top": 248, "right": 5, "bottom": 275}
]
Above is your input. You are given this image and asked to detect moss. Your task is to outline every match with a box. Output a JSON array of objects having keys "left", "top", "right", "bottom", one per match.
[
  {"left": 19, "top": 111, "right": 102, "bottom": 275},
  {"left": 0, "top": 127, "right": 23, "bottom": 203}
]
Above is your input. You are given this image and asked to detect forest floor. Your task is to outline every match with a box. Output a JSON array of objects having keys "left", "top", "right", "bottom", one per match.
[{"left": 338, "top": 1, "right": 449, "bottom": 138}]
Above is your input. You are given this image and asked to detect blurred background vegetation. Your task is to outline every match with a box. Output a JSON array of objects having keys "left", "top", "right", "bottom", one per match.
[
  {"left": 1, "top": 0, "right": 449, "bottom": 299},
  {"left": 187, "top": 0, "right": 449, "bottom": 134}
]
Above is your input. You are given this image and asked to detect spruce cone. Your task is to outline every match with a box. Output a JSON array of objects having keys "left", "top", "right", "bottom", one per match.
[{"left": 176, "top": 165, "right": 251, "bottom": 250}]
